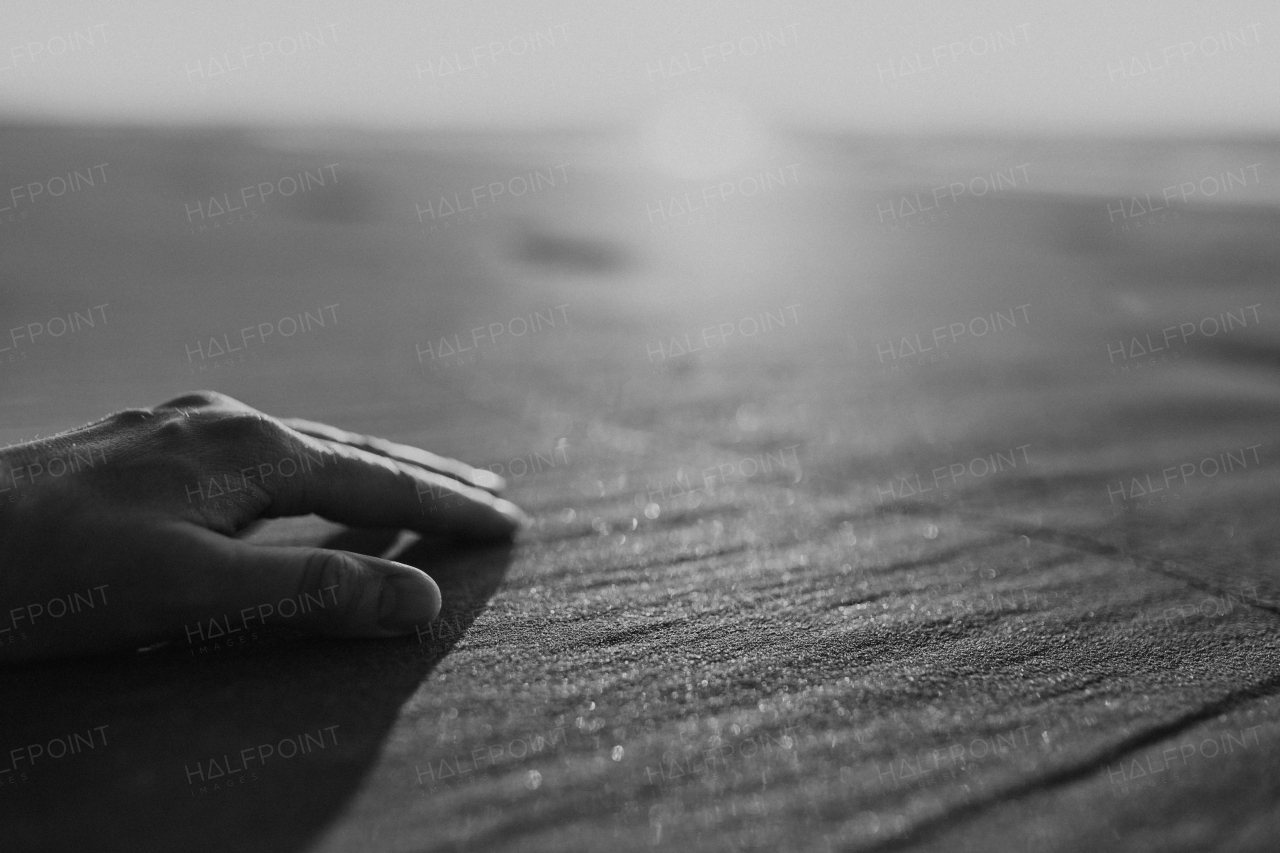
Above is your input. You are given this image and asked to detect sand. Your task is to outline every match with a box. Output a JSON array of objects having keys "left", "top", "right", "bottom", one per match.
[{"left": 2, "top": 125, "right": 1279, "bottom": 852}]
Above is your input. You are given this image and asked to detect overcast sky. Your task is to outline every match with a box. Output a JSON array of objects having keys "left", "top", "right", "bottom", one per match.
[{"left": 0, "top": 0, "right": 1275, "bottom": 134}]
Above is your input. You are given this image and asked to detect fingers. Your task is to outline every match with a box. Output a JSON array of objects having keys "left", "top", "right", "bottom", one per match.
[
  {"left": 0, "top": 522, "right": 444, "bottom": 661},
  {"left": 144, "top": 393, "right": 527, "bottom": 540},
  {"left": 281, "top": 417, "right": 506, "bottom": 495},
  {"left": 153, "top": 393, "right": 505, "bottom": 493},
  {"left": 267, "top": 435, "right": 529, "bottom": 541},
  {"left": 166, "top": 524, "right": 442, "bottom": 640}
]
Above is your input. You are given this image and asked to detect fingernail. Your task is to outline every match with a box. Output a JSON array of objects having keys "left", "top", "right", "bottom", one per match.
[
  {"left": 378, "top": 574, "right": 440, "bottom": 632},
  {"left": 471, "top": 468, "right": 506, "bottom": 493},
  {"left": 495, "top": 499, "right": 532, "bottom": 535},
  {"left": 500, "top": 498, "right": 531, "bottom": 523}
]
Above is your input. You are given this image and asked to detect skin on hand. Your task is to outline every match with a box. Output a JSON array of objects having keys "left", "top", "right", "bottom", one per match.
[{"left": 0, "top": 391, "right": 529, "bottom": 663}]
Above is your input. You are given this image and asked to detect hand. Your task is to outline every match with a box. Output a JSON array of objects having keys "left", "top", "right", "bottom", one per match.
[{"left": 0, "top": 391, "right": 528, "bottom": 662}]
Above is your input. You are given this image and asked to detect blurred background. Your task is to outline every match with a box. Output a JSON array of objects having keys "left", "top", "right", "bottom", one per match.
[
  {"left": 5, "top": 2, "right": 1280, "bottom": 852},
  {"left": 3, "top": 0, "right": 1278, "bottom": 460}
]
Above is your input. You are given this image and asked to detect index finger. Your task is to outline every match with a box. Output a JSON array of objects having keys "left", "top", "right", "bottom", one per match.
[
  {"left": 281, "top": 417, "right": 505, "bottom": 494},
  {"left": 264, "top": 435, "right": 528, "bottom": 541}
]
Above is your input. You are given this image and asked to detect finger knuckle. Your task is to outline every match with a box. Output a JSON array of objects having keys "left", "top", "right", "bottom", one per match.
[
  {"left": 154, "top": 411, "right": 194, "bottom": 446},
  {"left": 109, "top": 407, "right": 155, "bottom": 426},
  {"left": 160, "top": 390, "right": 239, "bottom": 409}
]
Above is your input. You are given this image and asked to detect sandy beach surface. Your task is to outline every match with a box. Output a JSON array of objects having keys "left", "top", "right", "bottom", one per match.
[{"left": 2, "top": 124, "right": 1280, "bottom": 852}]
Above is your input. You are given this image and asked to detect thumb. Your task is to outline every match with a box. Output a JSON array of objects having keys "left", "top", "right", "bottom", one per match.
[{"left": 171, "top": 525, "right": 442, "bottom": 640}]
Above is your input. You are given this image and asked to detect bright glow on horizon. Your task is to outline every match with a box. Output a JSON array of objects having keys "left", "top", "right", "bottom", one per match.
[
  {"left": 641, "top": 92, "right": 771, "bottom": 179},
  {"left": 0, "top": 0, "right": 1276, "bottom": 134}
]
